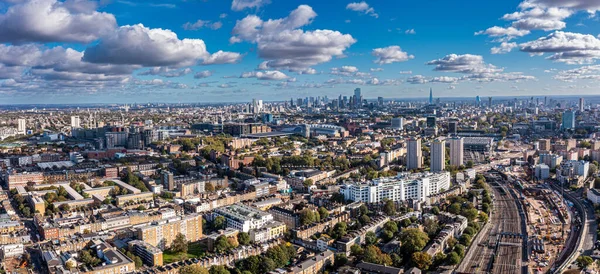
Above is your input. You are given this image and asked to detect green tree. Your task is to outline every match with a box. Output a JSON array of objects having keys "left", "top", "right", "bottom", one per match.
[
  {"left": 412, "top": 252, "right": 432, "bottom": 270},
  {"left": 317, "top": 207, "right": 330, "bottom": 219},
  {"left": 365, "top": 231, "right": 377, "bottom": 245},
  {"left": 383, "top": 199, "right": 396, "bottom": 216},
  {"left": 179, "top": 265, "right": 209, "bottom": 274},
  {"left": 363, "top": 245, "right": 393, "bottom": 266},
  {"left": 209, "top": 265, "right": 230, "bottom": 274},
  {"left": 213, "top": 216, "right": 226, "bottom": 230},
  {"left": 330, "top": 222, "right": 347, "bottom": 239},
  {"left": 350, "top": 245, "right": 364, "bottom": 257},
  {"left": 446, "top": 251, "right": 461, "bottom": 265},
  {"left": 172, "top": 233, "right": 188, "bottom": 253},
  {"left": 577, "top": 256, "right": 594, "bottom": 268},
  {"left": 237, "top": 232, "right": 251, "bottom": 245},
  {"left": 423, "top": 219, "right": 439, "bottom": 237},
  {"left": 334, "top": 253, "right": 348, "bottom": 268},
  {"left": 399, "top": 228, "right": 429, "bottom": 255},
  {"left": 214, "top": 235, "right": 232, "bottom": 253}
]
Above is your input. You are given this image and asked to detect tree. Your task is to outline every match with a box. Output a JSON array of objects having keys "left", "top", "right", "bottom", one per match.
[
  {"left": 412, "top": 252, "right": 432, "bottom": 270},
  {"left": 214, "top": 216, "right": 226, "bottom": 230},
  {"left": 423, "top": 219, "right": 439, "bottom": 237},
  {"left": 317, "top": 207, "right": 330, "bottom": 219},
  {"left": 259, "top": 258, "right": 277, "bottom": 273},
  {"left": 384, "top": 221, "right": 398, "bottom": 234},
  {"left": 455, "top": 244, "right": 465, "bottom": 257},
  {"left": 209, "top": 265, "right": 230, "bottom": 274},
  {"left": 365, "top": 231, "right": 377, "bottom": 245},
  {"left": 179, "top": 265, "right": 209, "bottom": 274},
  {"left": 172, "top": 233, "right": 188, "bottom": 253},
  {"left": 448, "top": 203, "right": 461, "bottom": 215},
  {"left": 238, "top": 232, "right": 251, "bottom": 245},
  {"left": 461, "top": 208, "right": 479, "bottom": 222},
  {"left": 399, "top": 228, "right": 429, "bottom": 255},
  {"left": 400, "top": 218, "right": 412, "bottom": 228},
  {"left": 577, "top": 256, "right": 594, "bottom": 268},
  {"left": 359, "top": 214, "right": 371, "bottom": 224},
  {"left": 334, "top": 253, "right": 348, "bottom": 268},
  {"left": 383, "top": 199, "right": 396, "bottom": 216},
  {"left": 330, "top": 222, "right": 347, "bottom": 239},
  {"left": 214, "top": 236, "right": 232, "bottom": 253},
  {"left": 303, "top": 179, "right": 314, "bottom": 188},
  {"left": 205, "top": 182, "right": 215, "bottom": 192},
  {"left": 381, "top": 230, "right": 394, "bottom": 242},
  {"left": 446, "top": 251, "right": 461, "bottom": 265},
  {"left": 300, "top": 209, "right": 320, "bottom": 225},
  {"left": 350, "top": 245, "right": 364, "bottom": 257},
  {"left": 363, "top": 245, "right": 393, "bottom": 266},
  {"left": 134, "top": 257, "right": 143, "bottom": 268},
  {"left": 431, "top": 206, "right": 440, "bottom": 215},
  {"left": 460, "top": 234, "right": 473, "bottom": 246}
]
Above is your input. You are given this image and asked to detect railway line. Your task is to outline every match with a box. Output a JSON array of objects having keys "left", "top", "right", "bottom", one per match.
[{"left": 457, "top": 177, "right": 527, "bottom": 274}]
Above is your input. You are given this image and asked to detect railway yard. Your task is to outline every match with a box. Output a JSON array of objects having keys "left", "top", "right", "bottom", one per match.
[{"left": 457, "top": 172, "right": 528, "bottom": 274}]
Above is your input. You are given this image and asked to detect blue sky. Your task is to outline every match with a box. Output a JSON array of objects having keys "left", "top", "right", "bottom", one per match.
[{"left": 2, "top": 0, "right": 600, "bottom": 104}]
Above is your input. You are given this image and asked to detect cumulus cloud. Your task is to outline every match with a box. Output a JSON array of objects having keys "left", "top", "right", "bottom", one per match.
[
  {"left": 83, "top": 24, "right": 241, "bottom": 68},
  {"left": 231, "top": 0, "right": 271, "bottom": 11},
  {"left": 553, "top": 65, "right": 600, "bottom": 81},
  {"left": 372, "top": 46, "right": 414, "bottom": 64},
  {"left": 399, "top": 71, "right": 413, "bottom": 74},
  {"left": 491, "top": 42, "right": 518, "bottom": 54},
  {"left": 194, "top": 70, "right": 213, "bottom": 79},
  {"left": 370, "top": 68, "right": 384, "bottom": 72},
  {"left": 520, "top": 0, "right": 600, "bottom": 12},
  {"left": 346, "top": 1, "right": 378, "bottom": 18},
  {"left": 331, "top": 66, "right": 359, "bottom": 76},
  {"left": 424, "top": 53, "right": 535, "bottom": 82},
  {"left": 405, "top": 29, "right": 416, "bottom": 34},
  {"left": 139, "top": 67, "right": 192, "bottom": 77},
  {"left": 519, "top": 31, "right": 600, "bottom": 64},
  {"left": 0, "top": 0, "right": 116, "bottom": 43},
  {"left": 183, "top": 19, "right": 223, "bottom": 30},
  {"left": 475, "top": 26, "right": 530, "bottom": 41},
  {"left": 202, "top": 51, "right": 243, "bottom": 65},
  {"left": 240, "top": 70, "right": 288, "bottom": 80},
  {"left": 230, "top": 5, "right": 356, "bottom": 71}
]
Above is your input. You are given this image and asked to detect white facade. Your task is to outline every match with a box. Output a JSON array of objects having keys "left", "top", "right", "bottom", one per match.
[
  {"left": 340, "top": 172, "right": 451, "bottom": 203},
  {"left": 71, "top": 116, "right": 81, "bottom": 128},
  {"left": 0, "top": 244, "right": 24, "bottom": 259},
  {"left": 17, "top": 119, "right": 26, "bottom": 134},
  {"left": 214, "top": 204, "right": 274, "bottom": 232},
  {"left": 448, "top": 137, "right": 464, "bottom": 167},
  {"left": 430, "top": 139, "right": 446, "bottom": 172}
]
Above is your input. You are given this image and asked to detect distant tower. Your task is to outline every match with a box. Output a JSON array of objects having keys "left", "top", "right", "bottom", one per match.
[
  {"left": 488, "top": 97, "right": 493, "bottom": 108},
  {"left": 430, "top": 139, "right": 446, "bottom": 172},
  {"left": 579, "top": 97, "right": 585, "bottom": 112},
  {"left": 406, "top": 138, "right": 423, "bottom": 170},
  {"left": 429, "top": 88, "right": 433, "bottom": 105},
  {"left": 475, "top": 96, "right": 481, "bottom": 107}
]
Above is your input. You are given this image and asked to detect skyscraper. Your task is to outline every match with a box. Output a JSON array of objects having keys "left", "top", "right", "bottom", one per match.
[
  {"left": 488, "top": 97, "right": 492, "bottom": 108},
  {"left": 449, "top": 137, "right": 464, "bottom": 167},
  {"left": 391, "top": 118, "right": 404, "bottom": 130},
  {"left": 406, "top": 138, "right": 422, "bottom": 170},
  {"left": 430, "top": 139, "right": 446, "bottom": 172},
  {"left": 426, "top": 116, "right": 436, "bottom": 128},
  {"left": 71, "top": 116, "right": 81, "bottom": 128},
  {"left": 475, "top": 96, "right": 481, "bottom": 107},
  {"left": 429, "top": 88, "right": 433, "bottom": 105},
  {"left": 562, "top": 110, "right": 575, "bottom": 130},
  {"left": 17, "top": 119, "right": 26, "bottom": 134},
  {"left": 579, "top": 97, "right": 585, "bottom": 112},
  {"left": 354, "top": 88, "right": 362, "bottom": 108},
  {"left": 448, "top": 119, "right": 458, "bottom": 135}
]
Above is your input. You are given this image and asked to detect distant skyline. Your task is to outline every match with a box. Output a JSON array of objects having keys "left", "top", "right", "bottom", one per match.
[{"left": 2, "top": 0, "right": 600, "bottom": 103}]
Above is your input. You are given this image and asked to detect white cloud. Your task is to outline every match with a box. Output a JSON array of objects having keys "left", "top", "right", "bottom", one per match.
[
  {"left": 241, "top": 70, "right": 288, "bottom": 80},
  {"left": 139, "top": 67, "right": 192, "bottom": 77},
  {"left": 370, "top": 68, "right": 384, "bottom": 72},
  {"left": 183, "top": 19, "right": 223, "bottom": 30},
  {"left": 424, "top": 53, "right": 535, "bottom": 82},
  {"left": 519, "top": 31, "right": 600, "bottom": 64},
  {"left": 491, "top": 42, "right": 518, "bottom": 54},
  {"left": 521, "top": 0, "right": 600, "bottom": 12},
  {"left": 399, "top": 70, "right": 412, "bottom": 74},
  {"left": 372, "top": 46, "right": 414, "bottom": 64},
  {"left": 475, "top": 26, "right": 530, "bottom": 41},
  {"left": 231, "top": 0, "right": 271, "bottom": 11},
  {"left": 0, "top": 0, "right": 116, "bottom": 43},
  {"left": 346, "top": 1, "right": 378, "bottom": 18},
  {"left": 331, "top": 66, "right": 359, "bottom": 76},
  {"left": 553, "top": 65, "right": 600, "bottom": 81},
  {"left": 405, "top": 29, "right": 416, "bottom": 34},
  {"left": 219, "top": 13, "right": 228, "bottom": 19},
  {"left": 194, "top": 70, "right": 213, "bottom": 79},
  {"left": 230, "top": 5, "right": 356, "bottom": 71},
  {"left": 202, "top": 51, "right": 243, "bottom": 65}
]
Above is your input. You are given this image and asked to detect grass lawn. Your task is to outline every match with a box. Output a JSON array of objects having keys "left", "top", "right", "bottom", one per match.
[{"left": 163, "top": 241, "right": 207, "bottom": 264}]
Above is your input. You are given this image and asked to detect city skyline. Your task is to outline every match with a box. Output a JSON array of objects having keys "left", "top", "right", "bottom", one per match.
[{"left": 2, "top": 0, "right": 600, "bottom": 103}]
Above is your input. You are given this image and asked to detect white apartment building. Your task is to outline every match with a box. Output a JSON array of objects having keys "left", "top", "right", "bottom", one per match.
[
  {"left": 430, "top": 139, "right": 446, "bottom": 172},
  {"left": 339, "top": 172, "right": 451, "bottom": 203},
  {"left": 213, "top": 204, "right": 274, "bottom": 232},
  {"left": 448, "top": 137, "right": 464, "bottom": 167}
]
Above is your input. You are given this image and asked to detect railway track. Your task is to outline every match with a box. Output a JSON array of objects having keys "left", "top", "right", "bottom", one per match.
[{"left": 457, "top": 182, "right": 525, "bottom": 274}]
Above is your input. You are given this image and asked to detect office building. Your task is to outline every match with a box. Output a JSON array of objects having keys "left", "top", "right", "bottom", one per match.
[
  {"left": 448, "top": 120, "right": 458, "bottom": 135},
  {"left": 339, "top": 172, "right": 451, "bottom": 203},
  {"left": 562, "top": 110, "right": 575, "bottom": 130},
  {"left": 448, "top": 137, "right": 464, "bottom": 167},
  {"left": 162, "top": 170, "right": 174, "bottom": 191},
  {"left": 534, "top": 164, "right": 550, "bottom": 180},
  {"left": 538, "top": 139, "right": 551, "bottom": 151},
  {"left": 354, "top": 88, "right": 362, "bottom": 108},
  {"left": 406, "top": 138, "right": 422, "bottom": 170},
  {"left": 426, "top": 116, "right": 436, "bottom": 128},
  {"left": 128, "top": 240, "right": 163, "bottom": 266},
  {"left": 429, "top": 88, "right": 433, "bottom": 105},
  {"left": 430, "top": 139, "right": 446, "bottom": 172},
  {"left": 580, "top": 97, "right": 585, "bottom": 112}
]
